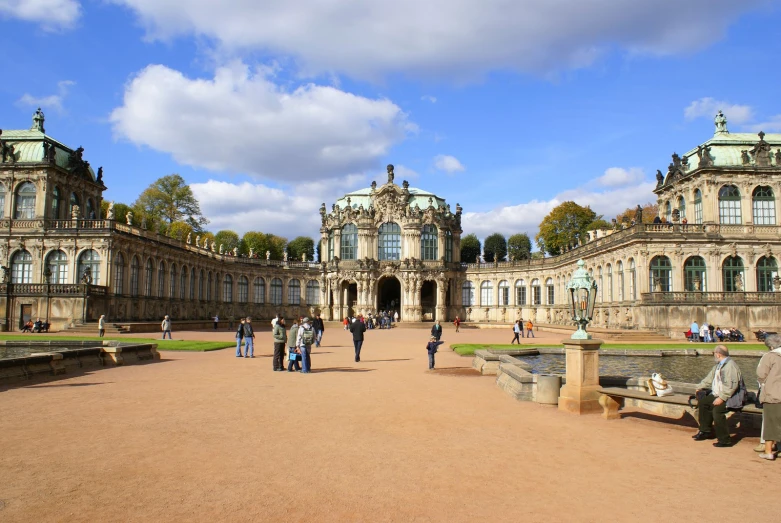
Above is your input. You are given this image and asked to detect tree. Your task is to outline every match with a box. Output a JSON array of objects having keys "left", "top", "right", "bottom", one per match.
[
  {"left": 586, "top": 218, "right": 612, "bottom": 231},
  {"left": 507, "top": 233, "right": 532, "bottom": 261},
  {"left": 460, "top": 234, "right": 481, "bottom": 263},
  {"left": 168, "top": 221, "right": 193, "bottom": 241},
  {"left": 214, "top": 230, "right": 240, "bottom": 252},
  {"left": 535, "top": 201, "right": 600, "bottom": 256},
  {"left": 134, "top": 174, "right": 209, "bottom": 232},
  {"left": 287, "top": 236, "right": 315, "bottom": 261},
  {"left": 615, "top": 202, "right": 659, "bottom": 225},
  {"left": 483, "top": 233, "right": 507, "bottom": 262},
  {"left": 101, "top": 201, "right": 134, "bottom": 224},
  {"left": 239, "top": 232, "right": 287, "bottom": 259}
]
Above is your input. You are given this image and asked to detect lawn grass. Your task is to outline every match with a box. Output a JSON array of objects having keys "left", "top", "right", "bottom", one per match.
[
  {"left": 451, "top": 342, "right": 766, "bottom": 356},
  {"left": 0, "top": 335, "right": 232, "bottom": 352}
]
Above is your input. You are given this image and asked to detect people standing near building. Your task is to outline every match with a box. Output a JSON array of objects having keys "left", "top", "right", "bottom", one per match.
[
  {"left": 235, "top": 317, "right": 246, "bottom": 357},
  {"left": 98, "top": 314, "right": 106, "bottom": 337},
  {"left": 350, "top": 315, "right": 367, "bottom": 362},
  {"left": 511, "top": 320, "right": 521, "bottom": 344},
  {"left": 213, "top": 315, "right": 219, "bottom": 330},
  {"left": 243, "top": 317, "right": 255, "bottom": 358},
  {"left": 297, "top": 317, "right": 316, "bottom": 373},
  {"left": 431, "top": 320, "right": 443, "bottom": 342},
  {"left": 702, "top": 321, "right": 711, "bottom": 342},
  {"left": 519, "top": 318, "right": 525, "bottom": 338},
  {"left": 161, "top": 315, "right": 172, "bottom": 340},
  {"left": 690, "top": 320, "right": 700, "bottom": 342},
  {"left": 394, "top": 311, "right": 399, "bottom": 323},
  {"left": 526, "top": 319, "right": 535, "bottom": 338},
  {"left": 692, "top": 345, "right": 742, "bottom": 447},
  {"left": 313, "top": 314, "right": 325, "bottom": 347},
  {"left": 343, "top": 317, "right": 349, "bottom": 330},
  {"left": 272, "top": 315, "right": 286, "bottom": 371},
  {"left": 286, "top": 318, "right": 300, "bottom": 371},
  {"left": 453, "top": 316, "right": 461, "bottom": 333},
  {"left": 427, "top": 336, "right": 444, "bottom": 370},
  {"left": 757, "top": 334, "right": 781, "bottom": 460}
]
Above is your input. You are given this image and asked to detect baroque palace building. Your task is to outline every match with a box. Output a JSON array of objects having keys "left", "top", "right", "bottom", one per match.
[{"left": 1, "top": 109, "right": 781, "bottom": 336}]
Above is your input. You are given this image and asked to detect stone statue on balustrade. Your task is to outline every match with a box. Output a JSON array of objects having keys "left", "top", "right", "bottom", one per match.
[
  {"left": 219, "top": 244, "right": 224, "bottom": 254},
  {"left": 195, "top": 235, "right": 201, "bottom": 247},
  {"left": 266, "top": 250, "right": 271, "bottom": 260},
  {"left": 71, "top": 205, "right": 80, "bottom": 220},
  {"left": 106, "top": 202, "right": 114, "bottom": 220},
  {"left": 734, "top": 274, "right": 744, "bottom": 292},
  {"left": 186, "top": 233, "right": 191, "bottom": 244},
  {"left": 126, "top": 211, "right": 133, "bottom": 225}
]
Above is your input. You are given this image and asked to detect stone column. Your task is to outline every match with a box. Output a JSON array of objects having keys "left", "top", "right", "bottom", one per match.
[
  {"left": 436, "top": 279, "right": 447, "bottom": 321},
  {"left": 558, "top": 338, "right": 604, "bottom": 415}
]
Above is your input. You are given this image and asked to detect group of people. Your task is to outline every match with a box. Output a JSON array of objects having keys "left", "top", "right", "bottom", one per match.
[
  {"left": 510, "top": 319, "right": 535, "bottom": 343},
  {"left": 688, "top": 321, "right": 745, "bottom": 342},
  {"left": 264, "top": 314, "right": 325, "bottom": 373},
  {"left": 21, "top": 318, "right": 51, "bottom": 333},
  {"left": 345, "top": 310, "right": 398, "bottom": 330}
]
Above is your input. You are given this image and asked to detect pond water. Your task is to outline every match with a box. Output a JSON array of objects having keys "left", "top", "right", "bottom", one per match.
[
  {"left": 0, "top": 346, "right": 92, "bottom": 360},
  {"left": 515, "top": 354, "right": 761, "bottom": 385}
]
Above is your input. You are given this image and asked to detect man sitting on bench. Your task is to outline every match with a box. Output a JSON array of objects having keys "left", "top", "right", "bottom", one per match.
[{"left": 692, "top": 345, "right": 742, "bottom": 448}]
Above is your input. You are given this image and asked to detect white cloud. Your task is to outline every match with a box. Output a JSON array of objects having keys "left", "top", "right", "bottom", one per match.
[
  {"left": 17, "top": 80, "right": 75, "bottom": 112},
  {"left": 111, "top": 0, "right": 758, "bottom": 79},
  {"left": 434, "top": 154, "right": 465, "bottom": 173},
  {"left": 0, "top": 0, "right": 81, "bottom": 30},
  {"left": 595, "top": 167, "right": 645, "bottom": 187},
  {"left": 421, "top": 95, "right": 437, "bottom": 104},
  {"left": 747, "top": 114, "right": 781, "bottom": 133},
  {"left": 110, "top": 62, "right": 413, "bottom": 181},
  {"left": 684, "top": 97, "right": 754, "bottom": 124}
]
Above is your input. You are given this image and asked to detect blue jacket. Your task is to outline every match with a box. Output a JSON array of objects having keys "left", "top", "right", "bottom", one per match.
[{"left": 427, "top": 341, "right": 444, "bottom": 354}]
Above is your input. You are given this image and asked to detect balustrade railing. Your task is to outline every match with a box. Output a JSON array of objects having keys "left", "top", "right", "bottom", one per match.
[
  {"left": 642, "top": 291, "right": 781, "bottom": 303},
  {"left": 1, "top": 283, "right": 107, "bottom": 296}
]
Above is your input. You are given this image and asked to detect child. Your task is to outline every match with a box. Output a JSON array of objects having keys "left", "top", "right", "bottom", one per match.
[
  {"left": 526, "top": 319, "right": 535, "bottom": 338},
  {"left": 426, "top": 336, "right": 444, "bottom": 370}
]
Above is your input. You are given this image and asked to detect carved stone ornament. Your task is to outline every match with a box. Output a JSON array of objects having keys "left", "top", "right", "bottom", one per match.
[{"left": 750, "top": 131, "right": 773, "bottom": 167}]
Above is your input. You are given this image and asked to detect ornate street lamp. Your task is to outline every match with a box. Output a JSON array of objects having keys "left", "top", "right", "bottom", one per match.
[{"left": 567, "top": 259, "right": 598, "bottom": 340}]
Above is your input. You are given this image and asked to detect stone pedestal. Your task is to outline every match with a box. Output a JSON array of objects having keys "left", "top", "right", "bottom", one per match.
[{"left": 558, "top": 338, "right": 603, "bottom": 415}]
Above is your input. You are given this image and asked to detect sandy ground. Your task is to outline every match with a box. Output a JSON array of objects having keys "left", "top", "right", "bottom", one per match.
[{"left": 1, "top": 325, "right": 779, "bottom": 522}]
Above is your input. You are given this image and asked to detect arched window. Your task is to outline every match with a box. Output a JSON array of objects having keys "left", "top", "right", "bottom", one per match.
[
  {"left": 757, "top": 256, "right": 778, "bottom": 292},
  {"left": 378, "top": 222, "right": 401, "bottom": 260},
  {"left": 51, "top": 186, "right": 61, "bottom": 219},
  {"left": 157, "top": 261, "right": 166, "bottom": 298},
  {"left": 254, "top": 277, "right": 265, "bottom": 304},
  {"left": 47, "top": 250, "right": 68, "bottom": 284},
  {"left": 198, "top": 270, "right": 204, "bottom": 300},
  {"left": 677, "top": 196, "right": 686, "bottom": 221},
  {"left": 223, "top": 274, "right": 233, "bottom": 303},
  {"left": 597, "top": 266, "right": 603, "bottom": 302},
  {"left": 306, "top": 280, "right": 320, "bottom": 305},
  {"left": 238, "top": 276, "right": 249, "bottom": 303},
  {"left": 11, "top": 250, "right": 33, "bottom": 283},
  {"left": 753, "top": 186, "right": 776, "bottom": 225},
  {"left": 531, "top": 278, "right": 541, "bottom": 305},
  {"left": 114, "top": 253, "right": 124, "bottom": 294},
  {"left": 180, "top": 265, "right": 187, "bottom": 300},
  {"left": 694, "top": 189, "right": 703, "bottom": 224},
  {"left": 78, "top": 249, "right": 101, "bottom": 285},
  {"left": 480, "top": 281, "right": 493, "bottom": 306},
  {"left": 327, "top": 230, "right": 335, "bottom": 260},
  {"left": 207, "top": 272, "right": 213, "bottom": 301},
  {"left": 190, "top": 268, "right": 196, "bottom": 300},
  {"left": 462, "top": 281, "right": 475, "bottom": 306},
  {"left": 14, "top": 182, "right": 36, "bottom": 219},
  {"left": 0, "top": 184, "right": 6, "bottom": 218},
  {"left": 130, "top": 257, "right": 140, "bottom": 296},
  {"left": 340, "top": 223, "right": 358, "bottom": 260},
  {"left": 607, "top": 264, "right": 613, "bottom": 302},
  {"left": 169, "top": 264, "right": 177, "bottom": 298},
  {"left": 498, "top": 280, "right": 509, "bottom": 306},
  {"left": 684, "top": 256, "right": 707, "bottom": 291},
  {"left": 86, "top": 198, "right": 95, "bottom": 220},
  {"left": 629, "top": 259, "right": 636, "bottom": 300},
  {"left": 718, "top": 185, "right": 742, "bottom": 224},
  {"left": 270, "top": 278, "right": 283, "bottom": 305},
  {"left": 649, "top": 256, "right": 672, "bottom": 292},
  {"left": 515, "top": 279, "right": 527, "bottom": 305},
  {"left": 288, "top": 279, "right": 301, "bottom": 305},
  {"left": 617, "top": 261, "right": 624, "bottom": 301},
  {"left": 421, "top": 225, "right": 438, "bottom": 260},
  {"left": 445, "top": 230, "right": 453, "bottom": 263},
  {"left": 664, "top": 201, "right": 672, "bottom": 222},
  {"left": 723, "top": 256, "right": 745, "bottom": 292},
  {"left": 144, "top": 259, "right": 153, "bottom": 296},
  {"left": 69, "top": 192, "right": 80, "bottom": 217},
  {"left": 546, "top": 278, "right": 554, "bottom": 305}
]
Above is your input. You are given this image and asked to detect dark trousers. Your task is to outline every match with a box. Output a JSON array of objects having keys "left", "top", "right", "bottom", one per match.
[
  {"left": 428, "top": 353, "right": 435, "bottom": 369},
  {"left": 698, "top": 394, "right": 731, "bottom": 443},
  {"left": 273, "top": 342, "right": 285, "bottom": 370},
  {"left": 99, "top": 329, "right": 105, "bottom": 337},
  {"left": 511, "top": 332, "right": 520, "bottom": 344},
  {"left": 353, "top": 340, "right": 363, "bottom": 361},
  {"left": 287, "top": 350, "right": 301, "bottom": 371}
]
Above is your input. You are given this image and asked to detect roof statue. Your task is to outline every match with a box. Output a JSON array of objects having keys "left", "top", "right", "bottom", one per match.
[
  {"left": 31, "top": 108, "right": 45, "bottom": 133},
  {"left": 714, "top": 110, "right": 728, "bottom": 135},
  {"left": 387, "top": 164, "right": 394, "bottom": 184}
]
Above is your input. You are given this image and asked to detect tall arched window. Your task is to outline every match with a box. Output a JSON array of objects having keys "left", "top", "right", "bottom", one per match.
[
  {"left": 169, "top": 264, "right": 177, "bottom": 298},
  {"left": 306, "top": 280, "right": 320, "bottom": 305},
  {"left": 684, "top": 256, "right": 707, "bottom": 291},
  {"left": 51, "top": 186, "right": 61, "bottom": 219},
  {"left": 753, "top": 186, "right": 776, "bottom": 225},
  {"left": 270, "top": 278, "right": 283, "bottom": 305},
  {"left": 757, "top": 256, "right": 778, "bottom": 292},
  {"left": 531, "top": 278, "right": 541, "bottom": 305},
  {"left": 546, "top": 278, "right": 554, "bottom": 305},
  {"left": 130, "top": 257, "right": 140, "bottom": 296},
  {"left": 327, "top": 230, "right": 335, "bottom": 261},
  {"left": 207, "top": 272, "right": 213, "bottom": 301},
  {"left": 14, "top": 182, "right": 36, "bottom": 219},
  {"left": 629, "top": 259, "right": 636, "bottom": 300},
  {"left": 515, "top": 279, "right": 526, "bottom": 305},
  {"left": 215, "top": 273, "right": 220, "bottom": 302},
  {"left": 179, "top": 266, "right": 187, "bottom": 300},
  {"left": 223, "top": 274, "right": 233, "bottom": 303},
  {"left": 157, "top": 261, "right": 166, "bottom": 298},
  {"left": 113, "top": 253, "right": 125, "bottom": 294},
  {"left": 462, "top": 281, "right": 475, "bottom": 306},
  {"left": 498, "top": 280, "right": 509, "bottom": 306},
  {"left": 723, "top": 256, "right": 745, "bottom": 292},
  {"left": 607, "top": 264, "right": 613, "bottom": 302},
  {"left": 69, "top": 192, "right": 80, "bottom": 217},
  {"left": 47, "top": 250, "right": 68, "bottom": 284},
  {"left": 340, "top": 223, "right": 358, "bottom": 260},
  {"left": 78, "top": 249, "right": 101, "bottom": 285},
  {"left": 480, "top": 281, "right": 493, "bottom": 306},
  {"left": 421, "top": 225, "right": 438, "bottom": 260},
  {"left": 718, "top": 185, "right": 742, "bottom": 224},
  {"left": 145, "top": 259, "right": 154, "bottom": 296},
  {"left": 11, "top": 250, "right": 33, "bottom": 283},
  {"left": 190, "top": 268, "right": 196, "bottom": 300},
  {"left": 378, "top": 222, "right": 401, "bottom": 260},
  {"left": 86, "top": 198, "right": 95, "bottom": 219},
  {"left": 445, "top": 230, "right": 453, "bottom": 263},
  {"left": 694, "top": 189, "right": 703, "bottom": 224},
  {"left": 664, "top": 201, "right": 672, "bottom": 222},
  {"left": 597, "top": 266, "right": 603, "bottom": 302},
  {"left": 677, "top": 196, "right": 686, "bottom": 221},
  {"left": 617, "top": 261, "right": 624, "bottom": 301},
  {"left": 288, "top": 278, "right": 301, "bottom": 305},
  {"left": 0, "top": 184, "right": 6, "bottom": 218},
  {"left": 238, "top": 276, "right": 249, "bottom": 303},
  {"left": 198, "top": 270, "right": 204, "bottom": 300},
  {"left": 649, "top": 256, "right": 672, "bottom": 292},
  {"left": 254, "top": 277, "right": 265, "bottom": 304}
]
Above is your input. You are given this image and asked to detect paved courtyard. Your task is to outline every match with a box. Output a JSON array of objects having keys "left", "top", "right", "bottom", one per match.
[{"left": 1, "top": 326, "right": 778, "bottom": 522}]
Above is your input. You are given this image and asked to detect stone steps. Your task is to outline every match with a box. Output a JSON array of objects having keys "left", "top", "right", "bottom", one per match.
[{"left": 61, "top": 323, "right": 129, "bottom": 335}]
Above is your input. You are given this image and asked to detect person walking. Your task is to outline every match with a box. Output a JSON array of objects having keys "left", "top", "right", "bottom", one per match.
[
  {"left": 213, "top": 315, "right": 219, "bottom": 330},
  {"left": 297, "top": 317, "right": 316, "bottom": 373},
  {"left": 426, "top": 336, "right": 444, "bottom": 370},
  {"left": 161, "top": 315, "right": 172, "bottom": 340},
  {"left": 235, "top": 317, "right": 246, "bottom": 357},
  {"left": 350, "top": 315, "right": 367, "bottom": 362},
  {"left": 243, "top": 317, "right": 255, "bottom": 358},
  {"left": 98, "top": 314, "right": 106, "bottom": 337},
  {"left": 313, "top": 314, "right": 325, "bottom": 348},
  {"left": 272, "top": 315, "right": 287, "bottom": 371},
  {"left": 519, "top": 317, "right": 525, "bottom": 338},
  {"left": 757, "top": 333, "right": 781, "bottom": 460},
  {"left": 511, "top": 320, "right": 521, "bottom": 344},
  {"left": 431, "top": 320, "right": 443, "bottom": 342},
  {"left": 453, "top": 316, "right": 461, "bottom": 333},
  {"left": 526, "top": 319, "right": 535, "bottom": 338}
]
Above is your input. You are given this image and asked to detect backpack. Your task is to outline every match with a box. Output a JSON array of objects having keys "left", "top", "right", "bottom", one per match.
[
  {"left": 301, "top": 326, "right": 315, "bottom": 345},
  {"left": 726, "top": 375, "right": 749, "bottom": 410}
]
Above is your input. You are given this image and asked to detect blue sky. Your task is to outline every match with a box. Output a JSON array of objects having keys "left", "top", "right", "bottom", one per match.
[{"left": 2, "top": 0, "right": 780, "bottom": 242}]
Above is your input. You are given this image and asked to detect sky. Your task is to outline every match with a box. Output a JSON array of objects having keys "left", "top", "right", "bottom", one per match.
[{"left": 2, "top": 0, "right": 781, "bottom": 245}]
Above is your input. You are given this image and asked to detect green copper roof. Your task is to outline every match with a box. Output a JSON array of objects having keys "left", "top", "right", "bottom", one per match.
[{"left": 334, "top": 184, "right": 447, "bottom": 210}]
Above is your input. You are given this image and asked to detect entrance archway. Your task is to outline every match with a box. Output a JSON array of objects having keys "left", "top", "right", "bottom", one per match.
[
  {"left": 340, "top": 281, "right": 358, "bottom": 318},
  {"left": 421, "top": 280, "right": 436, "bottom": 321},
  {"left": 377, "top": 276, "right": 401, "bottom": 319}
]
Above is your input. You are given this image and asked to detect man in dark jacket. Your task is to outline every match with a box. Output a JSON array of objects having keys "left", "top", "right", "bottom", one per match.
[
  {"left": 313, "top": 314, "right": 325, "bottom": 348},
  {"left": 272, "top": 315, "right": 286, "bottom": 371},
  {"left": 243, "top": 317, "right": 256, "bottom": 358},
  {"left": 350, "top": 315, "right": 367, "bottom": 362},
  {"left": 431, "top": 320, "right": 442, "bottom": 341}
]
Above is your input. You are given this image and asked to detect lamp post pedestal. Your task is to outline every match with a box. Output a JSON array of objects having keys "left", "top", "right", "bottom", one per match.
[{"left": 558, "top": 338, "right": 603, "bottom": 415}]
